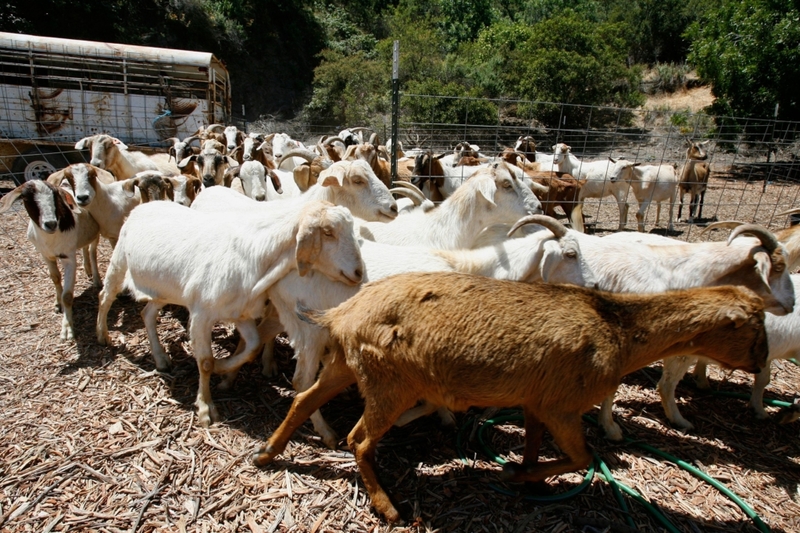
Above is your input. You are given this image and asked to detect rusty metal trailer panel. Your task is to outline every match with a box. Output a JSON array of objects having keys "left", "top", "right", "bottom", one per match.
[{"left": 0, "top": 32, "right": 232, "bottom": 184}]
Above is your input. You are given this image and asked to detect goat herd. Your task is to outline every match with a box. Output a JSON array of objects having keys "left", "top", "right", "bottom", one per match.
[{"left": 1, "top": 124, "right": 799, "bottom": 524}]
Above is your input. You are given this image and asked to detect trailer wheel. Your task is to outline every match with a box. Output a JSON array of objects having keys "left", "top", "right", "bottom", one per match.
[{"left": 11, "top": 149, "right": 71, "bottom": 186}]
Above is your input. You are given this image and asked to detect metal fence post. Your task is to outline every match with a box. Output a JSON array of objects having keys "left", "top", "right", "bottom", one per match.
[{"left": 390, "top": 40, "right": 399, "bottom": 184}]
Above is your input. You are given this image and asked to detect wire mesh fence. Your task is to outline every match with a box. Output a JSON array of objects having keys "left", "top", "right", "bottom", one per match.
[{"left": 385, "top": 95, "right": 800, "bottom": 240}]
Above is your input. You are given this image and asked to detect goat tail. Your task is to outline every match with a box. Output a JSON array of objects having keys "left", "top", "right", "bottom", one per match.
[
  {"left": 570, "top": 202, "right": 585, "bottom": 233},
  {"left": 296, "top": 301, "right": 326, "bottom": 328}
]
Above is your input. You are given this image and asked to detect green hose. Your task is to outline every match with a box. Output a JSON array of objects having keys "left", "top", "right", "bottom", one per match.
[
  {"left": 457, "top": 413, "right": 680, "bottom": 531},
  {"left": 709, "top": 389, "right": 793, "bottom": 408},
  {"left": 583, "top": 414, "right": 771, "bottom": 533}
]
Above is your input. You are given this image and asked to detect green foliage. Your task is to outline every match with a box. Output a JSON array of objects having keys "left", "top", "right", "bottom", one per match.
[
  {"left": 403, "top": 80, "right": 498, "bottom": 125},
  {"left": 304, "top": 49, "right": 390, "bottom": 125},
  {"left": 687, "top": 0, "right": 800, "bottom": 121}
]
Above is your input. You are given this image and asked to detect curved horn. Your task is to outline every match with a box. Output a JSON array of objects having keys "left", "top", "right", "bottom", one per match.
[
  {"left": 368, "top": 132, "right": 379, "bottom": 146},
  {"left": 205, "top": 123, "right": 225, "bottom": 133},
  {"left": 323, "top": 135, "right": 343, "bottom": 147},
  {"left": 389, "top": 186, "right": 425, "bottom": 207},
  {"left": 391, "top": 180, "right": 425, "bottom": 196},
  {"left": 728, "top": 224, "right": 779, "bottom": 253},
  {"left": 165, "top": 137, "right": 180, "bottom": 145},
  {"left": 183, "top": 135, "right": 200, "bottom": 146},
  {"left": 776, "top": 207, "right": 800, "bottom": 217},
  {"left": 508, "top": 215, "right": 568, "bottom": 239},
  {"left": 278, "top": 149, "right": 317, "bottom": 168},
  {"left": 699, "top": 220, "right": 745, "bottom": 236}
]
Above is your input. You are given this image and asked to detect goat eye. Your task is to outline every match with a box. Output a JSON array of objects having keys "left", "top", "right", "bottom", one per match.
[
  {"left": 565, "top": 250, "right": 577, "bottom": 259},
  {"left": 323, "top": 229, "right": 334, "bottom": 237},
  {"left": 502, "top": 181, "right": 512, "bottom": 189}
]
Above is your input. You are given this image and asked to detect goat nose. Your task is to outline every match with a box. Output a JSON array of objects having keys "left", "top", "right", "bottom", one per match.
[
  {"left": 76, "top": 194, "right": 89, "bottom": 204},
  {"left": 203, "top": 178, "right": 216, "bottom": 187},
  {"left": 390, "top": 204, "right": 398, "bottom": 213},
  {"left": 255, "top": 194, "right": 265, "bottom": 201},
  {"left": 43, "top": 220, "right": 57, "bottom": 232},
  {"left": 243, "top": 154, "right": 252, "bottom": 161},
  {"left": 354, "top": 268, "right": 363, "bottom": 281}
]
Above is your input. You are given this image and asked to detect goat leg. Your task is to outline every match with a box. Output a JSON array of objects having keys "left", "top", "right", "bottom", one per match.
[
  {"left": 253, "top": 356, "right": 356, "bottom": 466},
  {"left": 500, "top": 415, "right": 591, "bottom": 484}
]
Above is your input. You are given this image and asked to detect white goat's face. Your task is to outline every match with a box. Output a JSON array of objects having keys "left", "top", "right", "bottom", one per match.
[
  {"left": 85, "top": 135, "right": 117, "bottom": 169},
  {"left": 296, "top": 203, "right": 364, "bottom": 286},
  {"left": 223, "top": 126, "right": 240, "bottom": 152},
  {"left": 552, "top": 143, "right": 570, "bottom": 165},
  {"left": 485, "top": 163, "right": 543, "bottom": 221},
  {"left": 608, "top": 160, "right": 637, "bottom": 183},
  {"left": 539, "top": 235, "right": 597, "bottom": 289},
  {"left": 239, "top": 161, "right": 267, "bottom": 201},
  {"left": 65, "top": 163, "right": 98, "bottom": 207},
  {"left": 171, "top": 175, "right": 202, "bottom": 207},
  {"left": 242, "top": 135, "right": 263, "bottom": 161},
  {"left": 319, "top": 160, "right": 398, "bottom": 221},
  {"left": 272, "top": 133, "right": 300, "bottom": 161}
]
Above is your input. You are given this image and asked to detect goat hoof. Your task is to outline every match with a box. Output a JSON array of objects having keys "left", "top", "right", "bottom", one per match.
[
  {"left": 253, "top": 445, "right": 278, "bottom": 466},
  {"left": 499, "top": 462, "right": 524, "bottom": 482}
]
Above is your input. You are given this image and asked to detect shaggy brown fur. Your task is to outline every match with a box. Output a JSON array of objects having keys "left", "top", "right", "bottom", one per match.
[{"left": 253, "top": 272, "right": 768, "bottom": 523}]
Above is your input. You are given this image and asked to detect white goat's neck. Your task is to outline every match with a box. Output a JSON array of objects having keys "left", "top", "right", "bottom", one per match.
[
  {"left": 435, "top": 234, "right": 546, "bottom": 281},
  {"left": 580, "top": 237, "right": 760, "bottom": 293}
]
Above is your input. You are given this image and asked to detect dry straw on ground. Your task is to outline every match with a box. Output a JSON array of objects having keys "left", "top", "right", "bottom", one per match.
[{"left": 1, "top": 172, "right": 799, "bottom": 533}]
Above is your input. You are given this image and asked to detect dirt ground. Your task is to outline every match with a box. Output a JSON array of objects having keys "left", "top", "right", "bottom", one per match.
[{"left": 1, "top": 165, "right": 799, "bottom": 533}]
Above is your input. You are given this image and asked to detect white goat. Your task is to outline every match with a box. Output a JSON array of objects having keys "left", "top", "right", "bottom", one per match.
[
  {"left": 360, "top": 160, "right": 542, "bottom": 249},
  {"left": 49, "top": 163, "right": 141, "bottom": 248},
  {"left": 0, "top": 180, "right": 101, "bottom": 340},
  {"left": 75, "top": 134, "right": 179, "bottom": 179},
  {"left": 609, "top": 161, "right": 679, "bottom": 232},
  {"left": 96, "top": 199, "right": 364, "bottom": 427},
  {"left": 574, "top": 224, "right": 795, "bottom": 440},
  {"left": 259, "top": 215, "right": 595, "bottom": 447},
  {"left": 192, "top": 160, "right": 398, "bottom": 222},
  {"left": 225, "top": 161, "right": 279, "bottom": 202},
  {"left": 553, "top": 144, "right": 634, "bottom": 230}
]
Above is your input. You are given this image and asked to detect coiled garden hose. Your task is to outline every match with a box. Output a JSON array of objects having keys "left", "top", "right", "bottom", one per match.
[{"left": 457, "top": 411, "right": 771, "bottom": 533}]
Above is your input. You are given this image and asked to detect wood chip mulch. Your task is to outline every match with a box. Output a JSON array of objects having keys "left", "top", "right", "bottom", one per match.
[{"left": 1, "top": 176, "right": 799, "bottom": 533}]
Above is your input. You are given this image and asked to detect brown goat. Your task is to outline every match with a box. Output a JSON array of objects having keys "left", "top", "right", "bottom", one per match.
[
  {"left": 499, "top": 150, "right": 585, "bottom": 231},
  {"left": 678, "top": 139, "right": 711, "bottom": 222},
  {"left": 253, "top": 272, "right": 768, "bottom": 524}
]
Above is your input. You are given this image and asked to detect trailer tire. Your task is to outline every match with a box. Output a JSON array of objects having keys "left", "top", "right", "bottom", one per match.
[{"left": 11, "top": 149, "right": 72, "bottom": 186}]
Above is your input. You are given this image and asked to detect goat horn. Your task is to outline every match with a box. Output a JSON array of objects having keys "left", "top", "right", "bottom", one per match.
[
  {"left": 391, "top": 180, "right": 426, "bottom": 196},
  {"left": 183, "top": 135, "right": 199, "bottom": 146},
  {"left": 323, "top": 136, "right": 343, "bottom": 146},
  {"left": 205, "top": 124, "right": 225, "bottom": 133},
  {"left": 368, "top": 132, "right": 379, "bottom": 146},
  {"left": 728, "top": 224, "right": 779, "bottom": 253},
  {"left": 165, "top": 137, "right": 180, "bottom": 145},
  {"left": 278, "top": 149, "right": 317, "bottom": 168},
  {"left": 389, "top": 187, "right": 425, "bottom": 207},
  {"left": 508, "top": 215, "right": 568, "bottom": 238},
  {"left": 700, "top": 220, "right": 745, "bottom": 236},
  {"left": 776, "top": 207, "right": 800, "bottom": 217}
]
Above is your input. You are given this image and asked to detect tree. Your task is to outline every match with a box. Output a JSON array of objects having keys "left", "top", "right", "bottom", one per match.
[{"left": 687, "top": 0, "right": 800, "bottom": 121}]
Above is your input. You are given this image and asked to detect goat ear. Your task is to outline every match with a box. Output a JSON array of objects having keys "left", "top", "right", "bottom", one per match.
[
  {"left": 112, "top": 138, "right": 128, "bottom": 150},
  {"left": 476, "top": 178, "right": 497, "bottom": 207},
  {"left": 224, "top": 166, "right": 240, "bottom": 187},
  {"left": 47, "top": 168, "right": 67, "bottom": 187},
  {"left": 162, "top": 177, "right": 175, "bottom": 201},
  {"left": 74, "top": 137, "right": 92, "bottom": 150},
  {"left": 295, "top": 224, "right": 322, "bottom": 277},
  {"left": 268, "top": 170, "right": 283, "bottom": 194},
  {"left": 294, "top": 167, "right": 312, "bottom": 192},
  {"left": 0, "top": 184, "right": 26, "bottom": 213},
  {"left": 753, "top": 251, "right": 773, "bottom": 293},
  {"left": 121, "top": 178, "right": 138, "bottom": 198},
  {"left": 319, "top": 165, "right": 345, "bottom": 188},
  {"left": 177, "top": 155, "right": 196, "bottom": 169},
  {"left": 59, "top": 188, "right": 77, "bottom": 210},
  {"left": 716, "top": 305, "right": 752, "bottom": 328}
]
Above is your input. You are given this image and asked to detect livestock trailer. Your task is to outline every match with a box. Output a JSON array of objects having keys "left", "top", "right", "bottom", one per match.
[{"left": 0, "top": 32, "right": 232, "bottom": 185}]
